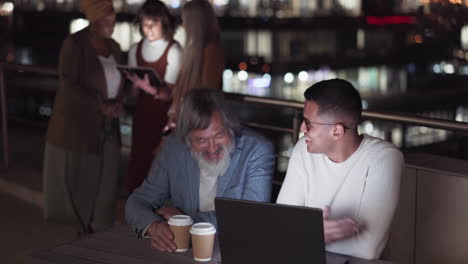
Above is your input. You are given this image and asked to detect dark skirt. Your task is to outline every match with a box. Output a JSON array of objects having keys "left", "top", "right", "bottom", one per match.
[
  {"left": 125, "top": 93, "right": 171, "bottom": 192},
  {"left": 43, "top": 119, "right": 120, "bottom": 232}
]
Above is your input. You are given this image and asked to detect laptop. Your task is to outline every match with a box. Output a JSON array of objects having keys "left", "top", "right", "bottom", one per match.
[{"left": 215, "top": 197, "right": 328, "bottom": 264}]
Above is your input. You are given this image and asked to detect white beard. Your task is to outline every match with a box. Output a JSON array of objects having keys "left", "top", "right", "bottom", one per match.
[{"left": 191, "top": 141, "right": 234, "bottom": 177}]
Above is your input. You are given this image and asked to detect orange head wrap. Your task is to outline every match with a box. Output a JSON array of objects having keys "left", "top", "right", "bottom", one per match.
[{"left": 79, "top": 0, "right": 115, "bottom": 23}]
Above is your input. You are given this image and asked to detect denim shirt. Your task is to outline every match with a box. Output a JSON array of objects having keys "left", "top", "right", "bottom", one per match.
[{"left": 125, "top": 127, "right": 275, "bottom": 237}]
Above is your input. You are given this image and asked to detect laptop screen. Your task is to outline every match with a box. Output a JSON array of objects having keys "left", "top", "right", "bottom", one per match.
[{"left": 215, "top": 198, "right": 326, "bottom": 264}]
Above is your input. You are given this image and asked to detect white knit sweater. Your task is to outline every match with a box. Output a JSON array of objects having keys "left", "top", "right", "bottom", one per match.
[{"left": 277, "top": 134, "right": 403, "bottom": 259}]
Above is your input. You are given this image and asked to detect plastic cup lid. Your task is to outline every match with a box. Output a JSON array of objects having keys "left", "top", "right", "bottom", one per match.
[
  {"left": 190, "top": 222, "right": 216, "bottom": 235},
  {"left": 168, "top": 215, "right": 193, "bottom": 226}
]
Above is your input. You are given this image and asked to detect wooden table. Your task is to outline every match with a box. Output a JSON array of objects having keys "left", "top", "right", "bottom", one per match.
[{"left": 30, "top": 224, "right": 395, "bottom": 264}]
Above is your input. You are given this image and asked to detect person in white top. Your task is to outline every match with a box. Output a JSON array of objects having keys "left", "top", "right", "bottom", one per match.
[
  {"left": 124, "top": 0, "right": 183, "bottom": 192},
  {"left": 127, "top": 38, "right": 180, "bottom": 89},
  {"left": 276, "top": 78, "right": 403, "bottom": 260},
  {"left": 126, "top": 0, "right": 182, "bottom": 100}
]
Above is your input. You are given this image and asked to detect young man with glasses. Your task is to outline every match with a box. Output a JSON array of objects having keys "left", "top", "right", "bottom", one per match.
[{"left": 277, "top": 78, "right": 403, "bottom": 260}]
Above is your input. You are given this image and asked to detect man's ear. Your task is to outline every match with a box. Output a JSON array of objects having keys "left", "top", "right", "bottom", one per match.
[{"left": 332, "top": 124, "right": 345, "bottom": 139}]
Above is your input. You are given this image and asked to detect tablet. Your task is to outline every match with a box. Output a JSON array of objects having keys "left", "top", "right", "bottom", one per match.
[{"left": 117, "top": 64, "right": 165, "bottom": 87}]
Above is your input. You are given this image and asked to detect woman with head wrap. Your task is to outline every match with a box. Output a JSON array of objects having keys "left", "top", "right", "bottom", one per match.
[{"left": 43, "top": 0, "right": 123, "bottom": 234}]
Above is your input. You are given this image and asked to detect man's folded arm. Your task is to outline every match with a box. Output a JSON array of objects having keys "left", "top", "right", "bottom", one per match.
[
  {"left": 125, "top": 150, "right": 171, "bottom": 238},
  {"left": 331, "top": 148, "right": 403, "bottom": 259}
]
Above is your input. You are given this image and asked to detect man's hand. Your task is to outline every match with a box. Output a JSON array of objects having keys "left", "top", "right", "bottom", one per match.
[
  {"left": 163, "top": 112, "right": 177, "bottom": 133},
  {"left": 323, "top": 206, "right": 361, "bottom": 243},
  {"left": 155, "top": 207, "right": 184, "bottom": 221},
  {"left": 146, "top": 221, "right": 177, "bottom": 252}
]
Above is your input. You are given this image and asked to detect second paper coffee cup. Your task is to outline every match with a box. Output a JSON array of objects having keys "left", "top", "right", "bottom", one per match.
[
  {"left": 168, "top": 215, "right": 193, "bottom": 252},
  {"left": 190, "top": 222, "right": 216, "bottom": 261}
]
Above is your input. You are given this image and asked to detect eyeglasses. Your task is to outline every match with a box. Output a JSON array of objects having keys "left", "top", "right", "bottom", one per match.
[{"left": 302, "top": 119, "right": 349, "bottom": 131}]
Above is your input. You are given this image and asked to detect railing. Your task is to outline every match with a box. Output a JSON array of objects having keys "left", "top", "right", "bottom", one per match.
[
  {"left": 224, "top": 93, "right": 468, "bottom": 132},
  {"left": 3, "top": 62, "right": 468, "bottom": 169},
  {"left": 0, "top": 63, "right": 59, "bottom": 168}
]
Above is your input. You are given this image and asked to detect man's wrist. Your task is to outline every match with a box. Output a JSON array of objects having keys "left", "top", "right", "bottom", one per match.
[
  {"left": 146, "top": 220, "right": 164, "bottom": 238},
  {"left": 142, "top": 223, "right": 153, "bottom": 238}
]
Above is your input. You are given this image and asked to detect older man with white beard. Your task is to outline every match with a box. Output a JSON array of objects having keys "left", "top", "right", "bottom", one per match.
[{"left": 125, "top": 89, "right": 275, "bottom": 252}]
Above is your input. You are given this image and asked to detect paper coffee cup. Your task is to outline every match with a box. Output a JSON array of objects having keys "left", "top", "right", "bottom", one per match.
[
  {"left": 190, "top": 222, "right": 216, "bottom": 261},
  {"left": 168, "top": 215, "right": 193, "bottom": 252}
]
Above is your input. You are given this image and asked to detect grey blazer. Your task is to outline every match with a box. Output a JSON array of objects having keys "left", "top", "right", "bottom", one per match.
[{"left": 125, "top": 127, "right": 275, "bottom": 237}]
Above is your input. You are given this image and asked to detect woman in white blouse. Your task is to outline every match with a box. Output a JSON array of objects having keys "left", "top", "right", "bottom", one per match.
[{"left": 124, "top": 0, "right": 182, "bottom": 192}]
